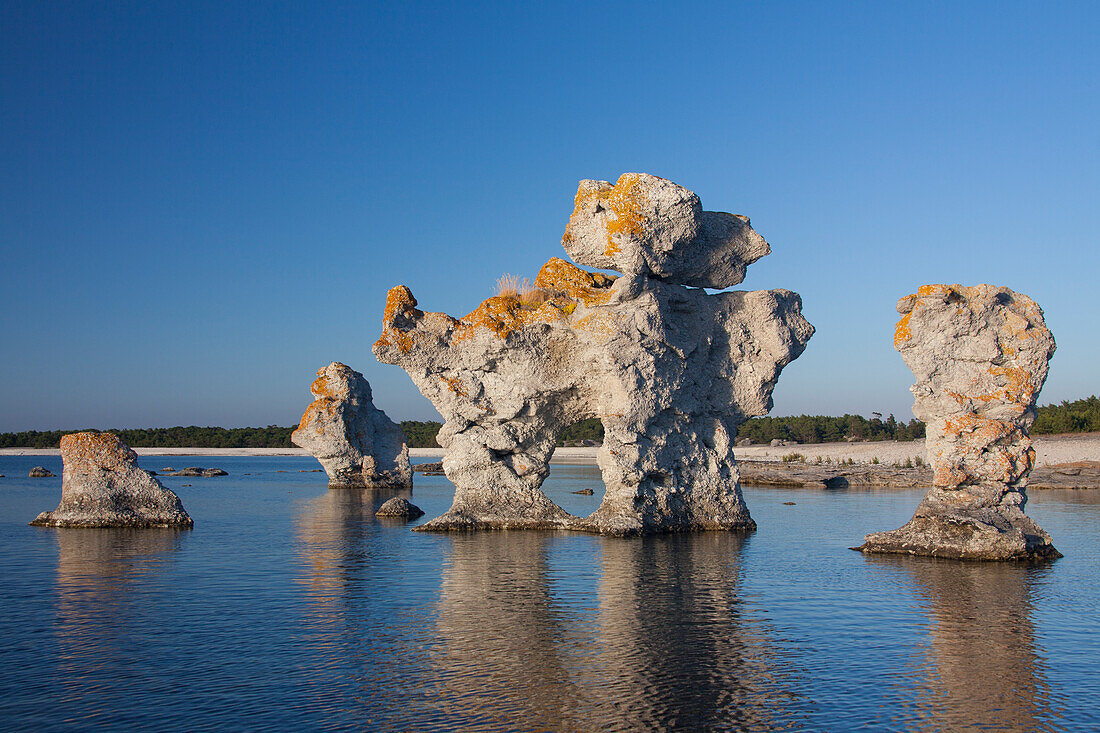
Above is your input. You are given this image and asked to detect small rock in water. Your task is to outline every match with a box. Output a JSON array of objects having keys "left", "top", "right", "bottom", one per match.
[
  {"left": 29, "top": 467, "right": 54, "bottom": 478},
  {"left": 571, "top": 488, "right": 595, "bottom": 495},
  {"left": 201, "top": 468, "right": 227, "bottom": 477},
  {"left": 783, "top": 502, "right": 796, "bottom": 506},
  {"left": 161, "top": 467, "right": 175, "bottom": 472},
  {"left": 376, "top": 497, "right": 424, "bottom": 519}
]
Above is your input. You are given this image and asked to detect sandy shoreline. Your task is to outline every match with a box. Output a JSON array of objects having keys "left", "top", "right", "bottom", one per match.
[{"left": 2, "top": 434, "right": 1096, "bottom": 466}]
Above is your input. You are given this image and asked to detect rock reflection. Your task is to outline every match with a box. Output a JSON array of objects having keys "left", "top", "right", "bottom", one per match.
[
  {"left": 873, "top": 556, "right": 1056, "bottom": 731},
  {"left": 294, "top": 488, "right": 398, "bottom": 600},
  {"left": 52, "top": 529, "right": 185, "bottom": 708},
  {"left": 430, "top": 531, "right": 799, "bottom": 731}
]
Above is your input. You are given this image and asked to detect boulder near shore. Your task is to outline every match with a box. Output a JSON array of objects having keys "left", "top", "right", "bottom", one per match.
[{"left": 30, "top": 432, "right": 193, "bottom": 528}]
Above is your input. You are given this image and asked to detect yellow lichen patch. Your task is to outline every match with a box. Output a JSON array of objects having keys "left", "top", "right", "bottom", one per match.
[
  {"left": 534, "top": 257, "right": 616, "bottom": 308},
  {"left": 60, "top": 432, "right": 134, "bottom": 470},
  {"left": 441, "top": 376, "right": 467, "bottom": 397},
  {"left": 573, "top": 310, "right": 617, "bottom": 342},
  {"left": 564, "top": 173, "right": 650, "bottom": 257},
  {"left": 988, "top": 365, "right": 1035, "bottom": 405},
  {"left": 374, "top": 328, "right": 415, "bottom": 354},
  {"left": 299, "top": 399, "right": 337, "bottom": 429},
  {"left": 375, "top": 286, "right": 420, "bottom": 354},
  {"left": 382, "top": 285, "right": 417, "bottom": 324},
  {"left": 454, "top": 294, "right": 568, "bottom": 341},
  {"left": 893, "top": 311, "right": 913, "bottom": 348}
]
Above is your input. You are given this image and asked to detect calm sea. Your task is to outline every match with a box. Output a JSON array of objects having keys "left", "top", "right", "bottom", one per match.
[{"left": 1, "top": 454, "right": 1097, "bottom": 731}]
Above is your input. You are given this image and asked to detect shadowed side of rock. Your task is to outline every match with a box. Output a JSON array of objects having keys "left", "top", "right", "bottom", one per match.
[
  {"left": 30, "top": 432, "right": 193, "bottom": 528},
  {"left": 858, "top": 285, "right": 1059, "bottom": 560},
  {"left": 291, "top": 362, "right": 412, "bottom": 489}
]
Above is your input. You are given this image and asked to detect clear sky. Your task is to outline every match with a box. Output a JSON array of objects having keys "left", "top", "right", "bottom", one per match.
[{"left": 2, "top": 1, "right": 1097, "bottom": 432}]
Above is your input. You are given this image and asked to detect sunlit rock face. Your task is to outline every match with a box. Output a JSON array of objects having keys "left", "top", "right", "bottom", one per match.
[
  {"left": 31, "top": 432, "right": 193, "bottom": 528},
  {"left": 291, "top": 362, "right": 412, "bottom": 489},
  {"left": 860, "top": 285, "right": 1059, "bottom": 560},
  {"left": 373, "top": 174, "right": 813, "bottom": 535}
]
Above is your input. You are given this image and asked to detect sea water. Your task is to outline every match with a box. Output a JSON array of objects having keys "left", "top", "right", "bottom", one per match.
[{"left": 1, "top": 454, "right": 1097, "bottom": 731}]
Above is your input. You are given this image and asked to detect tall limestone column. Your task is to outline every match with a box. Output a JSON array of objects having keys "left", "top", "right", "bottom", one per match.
[{"left": 859, "top": 285, "right": 1059, "bottom": 560}]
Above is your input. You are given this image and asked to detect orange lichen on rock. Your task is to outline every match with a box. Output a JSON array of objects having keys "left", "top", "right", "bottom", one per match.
[
  {"left": 563, "top": 173, "right": 650, "bottom": 257},
  {"left": 534, "top": 257, "right": 616, "bottom": 307},
  {"left": 59, "top": 432, "right": 135, "bottom": 472},
  {"left": 893, "top": 311, "right": 913, "bottom": 348},
  {"left": 454, "top": 293, "right": 567, "bottom": 341},
  {"left": 375, "top": 285, "right": 420, "bottom": 353},
  {"left": 442, "top": 376, "right": 467, "bottom": 397}
]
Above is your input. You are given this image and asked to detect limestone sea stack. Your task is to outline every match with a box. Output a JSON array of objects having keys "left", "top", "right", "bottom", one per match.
[
  {"left": 374, "top": 173, "right": 813, "bottom": 535},
  {"left": 31, "top": 432, "right": 193, "bottom": 528},
  {"left": 291, "top": 362, "right": 412, "bottom": 488},
  {"left": 859, "top": 285, "right": 1059, "bottom": 560}
]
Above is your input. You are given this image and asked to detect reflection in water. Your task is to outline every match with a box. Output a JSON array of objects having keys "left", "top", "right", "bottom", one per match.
[
  {"left": 294, "top": 488, "right": 397, "bottom": 599},
  {"left": 293, "top": 488, "right": 438, "bottom": 725},
  {"left": 869, "top": 556, "right": 1056, "bottom": 732},
  {"left": 428, "top": 531, "right": 802, "bottom": 731},
  {"left": 52, "top": 529, "right": 186, "bottom": 717}
]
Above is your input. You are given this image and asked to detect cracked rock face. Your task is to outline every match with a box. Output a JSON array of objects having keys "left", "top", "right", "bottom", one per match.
[
  {"left": 374, "top": 173, "right": 813, "bottom": 535},
  {"left": 859, "top": 285, "right": 1059, "bottom": 560},
  {"left": 292, "top": 362, "right": 412, "bottom": 488},
  {"left": 31, "top": 432, "right": 193, "bottom": 528}
]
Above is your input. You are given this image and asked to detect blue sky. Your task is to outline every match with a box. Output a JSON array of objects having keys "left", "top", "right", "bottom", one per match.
[{"left": 2, "top": 1, "right": 1097, "bottom": 431}]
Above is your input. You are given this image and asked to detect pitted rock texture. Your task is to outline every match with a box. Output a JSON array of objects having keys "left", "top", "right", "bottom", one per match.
[
  {"left": 30, "top": 432, "right": 193, "bottom": 528},
  {"left": 374, "top": 174, "right": 813, "bottom": 535},
  {"left": 291, "top": 362, "right": 412, "bottom": 489},
  {"left": 859, "top": 285, "right": 1059, "bottom": 560}
]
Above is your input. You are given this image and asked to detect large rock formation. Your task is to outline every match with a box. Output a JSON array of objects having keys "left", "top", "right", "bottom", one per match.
[
  {"left": 374, "top": 173, "right": 813, "bottom": 535},
  {"left": 291, "top": 362, "right": 412, "bottom": 488},
  {"left": 859, "top": 285, "right": 1059, "bottom": 560},
  {"left": 31, "top": 432, "right": 193, "bottom": 528}
]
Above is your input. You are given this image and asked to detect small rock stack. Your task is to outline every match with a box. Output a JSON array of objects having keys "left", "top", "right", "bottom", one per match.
[
  {"left": 31, "top": 432, "right": 193, "bottom": 528},
  {"left": 291, "top": 362, "right": 412, "bottom": 489},
  {"left": 859, "top": 285, "right": 1059, "bottom": 560}
]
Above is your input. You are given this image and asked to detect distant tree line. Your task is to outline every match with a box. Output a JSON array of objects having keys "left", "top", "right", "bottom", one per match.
[
  {"left": 1031, "top": 396, "right": 1100, "bottom": 434},
  {"left": 1, "top": 397, "right": 1095, "bottom": 448}
]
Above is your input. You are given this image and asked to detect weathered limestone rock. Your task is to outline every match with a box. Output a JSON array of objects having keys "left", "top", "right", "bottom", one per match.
[
  {"left": 376, "top": 496, "right": 424, "bottom": 519},
  {"left": 859, "top": 285, "right": 1059, "bottom": 560},
  {"left": 562, "top": 173, "right": 771, "bottom": 288},
  {"left": 31, "top": 432, "right": 193, "bottom": 528},
  {"left": 374, "top": 174, "right": 813, "bottom": 535},
  {"left": 29, "top": 466, "right": 55, "bottom": 478},
  {"left": 291, "top": 362, "right": 412, "bottom": 488}
]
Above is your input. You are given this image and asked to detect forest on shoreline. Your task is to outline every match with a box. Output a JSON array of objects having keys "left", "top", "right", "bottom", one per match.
[{"left": 2, "top": 397, "right": 1097, "bottom": 449}]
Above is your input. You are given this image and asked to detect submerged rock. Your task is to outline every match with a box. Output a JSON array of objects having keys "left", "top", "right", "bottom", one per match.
[
  {"left": 412, "top": 461, "right": 444, "bottom": 473},
  {"left": 291, "top": 362, "right": 412, "bottom": 489},
  {"left": 858, "top": 285, "right": 1059, "bottom": 561},
  {"left": 165, "top": 467, "right": 227, "bottom": 477},
  {"left": 29, "top": 466, "right": 55, "bottom": 478},
  {"left": 375, "top": 497, "right": 424, "bottom": 519},
  {"left": 30, "top": 432, "right": 193, "bottom": 528},
  {"left": 374, "top": 173, "right": 813, "bottom": 535}
]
